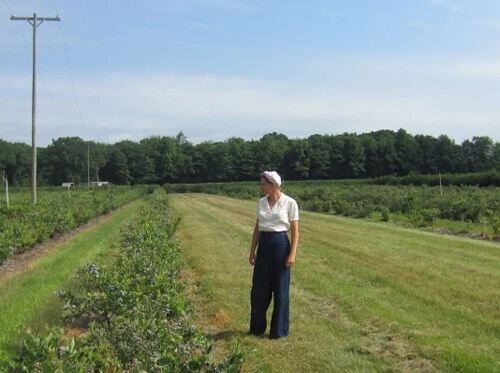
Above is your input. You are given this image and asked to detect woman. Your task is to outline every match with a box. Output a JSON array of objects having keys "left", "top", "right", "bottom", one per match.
[{"left": 248, "top": 170, "right": 299, "bottom": 339}]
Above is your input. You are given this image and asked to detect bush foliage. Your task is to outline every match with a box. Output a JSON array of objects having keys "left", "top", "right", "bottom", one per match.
[
  {"left": 0, "top": 186, "right": 150, "bottom": 264},
  {"left": 166, "top": 179, "right": 500, "bottom": 238},
  {"left": 7, "top": 189, "right": 243, "bottom": 372}
]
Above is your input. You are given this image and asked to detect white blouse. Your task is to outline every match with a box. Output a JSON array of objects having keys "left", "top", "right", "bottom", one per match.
[{"left": 257, "top": 193, "right": 299, "bottom": 232}]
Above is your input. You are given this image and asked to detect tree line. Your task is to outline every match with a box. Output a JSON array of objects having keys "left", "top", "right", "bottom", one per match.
[{"left": 1, "top": 129, "right": 498, "bottom": 186}]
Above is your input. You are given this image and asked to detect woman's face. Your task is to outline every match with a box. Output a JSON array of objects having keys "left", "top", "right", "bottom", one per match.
[{"left": 260, "top": 177, "right": 273, "bottom": 195}]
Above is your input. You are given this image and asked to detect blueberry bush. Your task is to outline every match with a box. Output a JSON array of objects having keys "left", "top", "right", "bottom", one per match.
[
  {"left": 7, "top": 188, "right": 243, "bottom": 372},
  {"left": 0, "top": 186, "right": 151, "bottom": 264}
]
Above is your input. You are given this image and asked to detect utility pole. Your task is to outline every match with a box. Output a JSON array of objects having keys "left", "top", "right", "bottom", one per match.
[
  {"left": 87, "top": 142, "right": 90, "bottom": 190},
  {"left": 10, "top": 13, "right": 60, "bottom": 205},
  {"left": 2, "top": 170, "right": 9, "bottom": 207}
]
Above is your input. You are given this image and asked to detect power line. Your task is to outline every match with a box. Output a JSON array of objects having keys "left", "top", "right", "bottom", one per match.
[
  {"left": 6, "top": 0, "right": 87, "bottom": 137},
  {"left": 50, "top": 0, "right": 86, "bottom": 134},
  {"left": 4, "top": 0, "right": 67, "bottom": 141},
  {"left": 0, "top": 0, "right": 12, "bottom": 13},
  {"left": 50, "top": 0, "right": 91, "bottom": 188},
  {"left": 49, "top": 0, "right": 59, "bottom": 14},
  {"left": 2, "top": 0, "right": 30, "bottom": 51},
  {"left": 52, "top": 1, "right": 87, "bottom": 136}
]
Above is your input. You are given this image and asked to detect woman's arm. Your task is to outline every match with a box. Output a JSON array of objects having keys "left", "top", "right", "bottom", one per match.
[
  {"left": 249, "top": 220, "right": 260, "bottom": 265},
  {"left": 286, "top": 220, "right": 299, "bottom": 267}
]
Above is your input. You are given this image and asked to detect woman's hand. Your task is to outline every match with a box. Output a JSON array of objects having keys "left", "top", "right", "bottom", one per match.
[
  {"left": 249, "top": 252, "right": 256, "bottom": 266},
  {"left": 249, "top": 221, "right": 260, "bottom": 266},
  {"left": 285, "top": 253, "right": 296, "bottom": 267}
]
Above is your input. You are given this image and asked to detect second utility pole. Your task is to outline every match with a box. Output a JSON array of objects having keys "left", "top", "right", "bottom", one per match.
[{"left": 10, "top": 13, "right": 60, "bottom": 205}]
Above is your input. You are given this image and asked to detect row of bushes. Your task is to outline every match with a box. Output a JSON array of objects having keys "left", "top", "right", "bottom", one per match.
[
  {"left": 370, "top": 171, "right": 500, "bottom": 187},
  {"left": 165, "top": 181, "right": 500, "bottom": 237},
  {"left": 0, "top": 186, "right": 152, "bottom": 264},
  {"left": 7, "top": 189, "right": 243, "bottom": 372},
  {"left": 292, "top": 184, "right": 498, "bottom": 220}
]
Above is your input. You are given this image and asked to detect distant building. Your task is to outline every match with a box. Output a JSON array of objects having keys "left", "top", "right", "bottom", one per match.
[{"left": 90, "top": 181, "right": 111, "bottom": 187}]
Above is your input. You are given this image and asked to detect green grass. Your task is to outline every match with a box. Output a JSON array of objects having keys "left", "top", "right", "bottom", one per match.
[
  {"left": 0, "top": 199, "right": 143, "bottom": 362},
  {"left": 170, "top": 193, "right": 500, "bottom": 372}
]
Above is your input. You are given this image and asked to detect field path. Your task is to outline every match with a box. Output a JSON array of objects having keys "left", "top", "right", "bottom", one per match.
[
  {"left": 0, "top": 199, "right": 143, "bottom": 361},
  {"left": 170, "top": 193, "right": 500, "bottom": 373},
  {"left": 0, "top": 202, "right": 137, "bottom": 285}
]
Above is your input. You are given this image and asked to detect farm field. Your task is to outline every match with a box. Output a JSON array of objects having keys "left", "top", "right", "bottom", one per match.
[
  {"left": 167, "top": 180, "right": 500, "bottom": 240},
  {"left": 2, "top": 189, "right": 242, "bottom": 371},
  {"left": 0, "top": 186, "right": 148, "bottom": 263},
  {"left": 0, "top": 199, "right": 143, "bottom": 362},
  {"left": 170, "top": 193, "right": 500, "bottom": 372}
]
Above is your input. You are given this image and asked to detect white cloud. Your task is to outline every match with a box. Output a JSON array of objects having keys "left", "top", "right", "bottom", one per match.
[
  {"left": 197, "top": 0, "right": 254, "bottom": 12},
  {"left": 472, "top": 18, "right": 500, "bottom": 32},
  {"left": 429, "top": 0, "right": 464, "bottom": 12},
  {"left": 157, "top": 0, "right": 254, "bottom": 15},
  {"left": 1, "top": 66, "right": 499, "bottom": 147},
  {"left": 311, "top": 53, "right": 500, "bottom": 80}
]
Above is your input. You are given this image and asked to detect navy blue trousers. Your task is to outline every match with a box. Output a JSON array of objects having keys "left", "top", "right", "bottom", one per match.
[{"left": 250, "top": 231, "right": 291, "bottom": 338}]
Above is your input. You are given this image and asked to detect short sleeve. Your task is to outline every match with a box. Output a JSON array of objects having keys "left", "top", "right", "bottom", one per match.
[{"left": 288, "top": 199, "right": 299, "bottom": 221}]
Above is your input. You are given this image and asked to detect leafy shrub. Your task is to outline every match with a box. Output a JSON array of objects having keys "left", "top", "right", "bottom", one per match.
[
  {"left": 484, "top": 210, "right": 500, "bottom": 236},
  {"left": 380, "top": 207, "right": 390, "bottom": 222},
  {"left": 372, "top": 171, "right": 500, "bottom": 187},
  {"left": 165, "top": 180, "right": 500, "bottom": 239},
  {"left": 7, "top": 189, "right": 243, "bottom": 372},
  {"left": 0, "top": 186, "right": 149, "bottom": 264},
  {"left": 410, "top": 208, "right": 441, "bottom": 227}
]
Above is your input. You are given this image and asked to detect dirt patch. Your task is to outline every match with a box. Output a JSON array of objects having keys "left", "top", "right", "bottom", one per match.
[
  {"left": 63, "top": 327, "right": 87, "bottom": 340},
  {"left": 210, "top": 308, "right": 232, "bottom": 329},
  {"left": 433, "top": 227, "right": 499, "bottom": 243},
  {"left": 179, "top": 263, "right": 242, "bottom": 364},
  {"left": 351, "top": 320, "right": 436, "bottom": 373},
  {"left": 0, "top": 206, "right": 127, "bottom": 285}
]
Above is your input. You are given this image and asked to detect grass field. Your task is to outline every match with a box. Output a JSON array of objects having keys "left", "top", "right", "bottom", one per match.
[
  {"left": 0, "top": 199, "right": 143, "bottom": 363},
  {"left": 170, "top": 193, "right": 500, "bottom": 372}
]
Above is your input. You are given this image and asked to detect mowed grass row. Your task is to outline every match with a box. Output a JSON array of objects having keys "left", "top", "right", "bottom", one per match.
[
  {"left": 0, "top": 199, "right": 143, "bottom": 363},
  {"left": 170, "top": 193, "right": 500, "bottom": 372}
]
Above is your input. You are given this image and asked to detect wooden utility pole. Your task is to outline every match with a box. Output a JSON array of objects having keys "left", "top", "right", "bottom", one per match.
[
  {"left": 439, "top": 172, "right": 443, "bottom": 195},
  {"left": 10, "top": 13, "right": 61, "bottom": 205},
  {"left": 87, "top": 142, "right": 90, "bottom": 190},
  {"left": 2, "top": 171, "right": 9, "bottom": 207}
]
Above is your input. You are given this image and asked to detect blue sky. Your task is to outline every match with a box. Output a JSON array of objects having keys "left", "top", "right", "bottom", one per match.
[{"left": 1, "top": 0, "right": 499, "bottom": 146}]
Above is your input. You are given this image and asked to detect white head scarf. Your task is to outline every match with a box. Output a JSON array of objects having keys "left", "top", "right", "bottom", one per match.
[{"left": 261, "top": 171, "right": 282, "bottom": 187}]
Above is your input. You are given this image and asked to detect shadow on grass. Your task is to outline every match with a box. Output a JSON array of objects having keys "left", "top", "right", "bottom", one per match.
[{"left": 211, "top": 329, "right": 253, "bottom": 341}]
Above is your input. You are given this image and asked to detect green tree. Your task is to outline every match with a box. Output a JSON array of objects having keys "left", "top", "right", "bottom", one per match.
[
  {"left": 226, "top": 137, "right": 257, "bottom": 181},
  {"left": 89, "top": 142, "right": 109, "bottom": 182},
  {"left": 101, "top": 148, "right": 131, "bottom": 184},
  {"left": 141, "top": 135, "right": 187, "bottom": 183},
  {"left": 193, "top": 141, "right": 231, "bottom": 181},
  {"left": 339, "top": 134, "right": 365, "bottom": 178},
  {"left": 415, "top": 135, "right": 438, "bottom": 174},
  {"left": 375, "top": 131, "right": 398, "bottom": 176},
  {"left": 114, "top": 140, "right": 152, "bottom": 184},
  {"left": 0, "top": 140, "right": 31, "bottom": 186},
  {"left": 433, "top": 135, "right": 459, "bottom": 173},
  {"left": 359, "top": 134, "right": 379, "bottom": 178},
  {"left": 394, "top": 129, "right": 419, "bottom": 175},
  {"left": 307, "top": 134, "right": 331, "bottom": 179},
  {"left": 256, "top": 132, "right": 289, "bottom": 172},
  {"left": 43, "top": 137, "right": 88, "bottom": 185},
  {"left": 283, "top": 138, "right": 310, "bottom": 180},
  {"left": 493, "top": 142, "right": 500, "bottom": 171},
  {"left": 459, "top": 136, "right": 495, "bottom": 172}
]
